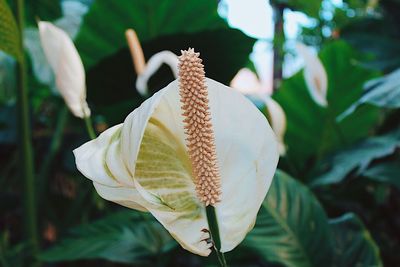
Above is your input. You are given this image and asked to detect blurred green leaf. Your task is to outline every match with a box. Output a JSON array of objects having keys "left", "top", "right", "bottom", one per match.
[
  {"left": 274, "top": 41, "right": 380, "bottom": 173},
  {"left": 362, "top": 161, "right": 400, "bottom": 190},
  {"left": 272, "top": 0, "right": 322, "bottom": 17},
  {"left": 340, "top": 68, "right": 400, "bottom": 119},
  {"left": 330, "top": 213, "right": 383, "bottom": 267},
  {"left": 341, "top": 18, "right": 400, "bottom": 71},
  {"left": 87, "top": 28, "right": 255, "bottom": 124},
  {"left": 243, "top": 170, "right": 333, "bottom": 267},
  {"left": 40, "top": 211, "right": 176, "bottom": 264},
  {"left": 311, "top": 129, "right": 400, "bottom": 187},
  {"left": 75, "top": 0, "right": 227, "bottom": 67},
  {"left": 24, "top": 0, "right": 62, "bottom": 25},
  {"left": 0, "top": 0, "right": 22, "bottom": 61}
]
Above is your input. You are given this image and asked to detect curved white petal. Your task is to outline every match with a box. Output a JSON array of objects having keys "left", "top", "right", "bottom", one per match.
[
  {"left": 74, "top": 78, "right": 279, "bottom": 256},
  {"left": 230, "top": 68, "right": 262, "bottom": 95},
  {"left": 93, "top": 182, "right": 147, "bottom": 212},
  {"left": 206, "top": 79, "right": 279, "bottom": 252},
  {"left": 38, "top": 21, "right": 90, "bottom": 118},
  {"left": 296, "top": 43, "right": 328, "bottom": 107},
  {"left": 265, "top": 97, "right": 287, "bottom": 155},
  {"left": 136, "top": 51, "right": 179, "bottom": 95},
  {"left": 73, "top": 124, "right": 148, "bottom": 211}
]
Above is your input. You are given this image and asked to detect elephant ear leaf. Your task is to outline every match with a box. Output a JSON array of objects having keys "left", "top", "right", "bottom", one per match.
[
  {"left": 75, "top": 0, "right": 227, "bottom": 67},
  {"left": 0, "top": 0, "right": 22, "bottom": 61},
  {"left": 243, "top": 170, "right": 334, "bottom": 267}
]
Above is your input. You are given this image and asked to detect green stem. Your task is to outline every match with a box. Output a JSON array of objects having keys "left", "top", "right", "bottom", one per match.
[
  {"left": 84, "top": 116, "right": 96, "bottom": 139},
  {"left": 38, "top": 105, "right": 69, "bottom": 202},
  {"left": 15, "top": 0, "right": 40, "bottom": 263},
  {"left": 206, "top": 206, "right": 228, "bottom": 267}
]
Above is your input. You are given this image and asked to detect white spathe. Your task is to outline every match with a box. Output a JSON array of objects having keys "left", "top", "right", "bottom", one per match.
[
  {"left": 74, "top": 78, "right": 279, "bottom": 256},
  {"left": 136, "top": 51, "right": 179, "bottom": 96},
  {"left": 296, "top": 43, "right": 328, "bottom": 107},
  {"left": 230, "top": 68, "right": 287, "bottom": 155},
  {"left": 38, "top": 21, "right": 90, "bottom": 118}
]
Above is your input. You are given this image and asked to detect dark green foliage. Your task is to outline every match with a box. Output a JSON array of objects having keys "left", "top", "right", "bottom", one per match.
[
  {"left": 330, "top": 213, "right": 383, "bottom": 267},
  {"left": 312, "top": 129, "right": 400, "bottom": 186},
  {"left": 40, "top": 211, "right": 176, "bottom": 264},
  {"left": 244, "top": 171, "right": 333, "bottom": 267},
  {"left": 75, "top": 0, "right": 227, "bottom": 67},
  {"left": 274, "top": 41, "right": 380, "bottom": 173}
]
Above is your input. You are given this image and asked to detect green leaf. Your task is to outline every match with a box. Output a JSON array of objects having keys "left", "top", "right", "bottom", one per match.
[
  {"left": 243, "top": 170, "right": 333, "bottom": 267},
  {"left": 272, "top": 0, "right": 322, "bottom": 17},
  {"left": 0, "top": 0, "right": 22, "bottom": 61},
  {"left": 87, "top": 29, "right": 255, "bottom": 124},
  {"left": 40, "top": 211, "right": 176, "bottom": 264},
  {"left": 340, "top": 68, "right": 400, "bottom": 119},
  {"left": 362, "top": 161, "right": 400, "bottom": 190},
  {"left": 311, "top": 129, "right": 400, "bottom": 187},
  {"left": 274, "top": 41, "right": 380, "bottom": 173},
  {"left": 330, "top": 213, "right": 383, "bottom": 267},
  {"left": 25, "top": 0, "right": 62, "bottom": 26},
  {"left": 75, "top": 0, "right": 227, "bottom": 67}
]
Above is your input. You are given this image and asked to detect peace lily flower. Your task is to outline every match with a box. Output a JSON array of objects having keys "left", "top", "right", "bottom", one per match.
[
  {"left": 125, "top": 29, "right": 178, "bottom": 96},
  {"left": 74, "top": 49, "right": 279, "bottom": 256},
  {"left": 230, "top": 68, "right": 287, "bottom": 155},
  {"left": 296, "top": 43, "right": 328, "bottom": 107},
  {"left": 38, "top": 21, "right": 90, "bottom": 118}
]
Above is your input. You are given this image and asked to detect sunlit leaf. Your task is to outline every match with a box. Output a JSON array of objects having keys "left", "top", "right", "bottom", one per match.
[{"left": 0, "top": 0, "right": 22, "bottom": 61}]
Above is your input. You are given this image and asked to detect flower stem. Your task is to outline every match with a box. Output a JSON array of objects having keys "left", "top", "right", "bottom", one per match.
[
  {"left": 38, "top": 105, "right": 69, "bottom": 202},
  {"left": 84, "top": 115, "right": 97, "bottom": 139},
  {"left": 15, "top": 0, "right": 40, "bottom": 263},
  {"left": 206, "top": 206, "right": 228, "bottom": 267}
]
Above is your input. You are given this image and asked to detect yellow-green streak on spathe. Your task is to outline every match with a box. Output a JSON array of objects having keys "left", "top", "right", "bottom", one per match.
[
  {"left": 135, "top": 117, "right": 203, "bottom": 220},
  {"left": 103, "top": 127, "right": 123, "bottom": 181}
]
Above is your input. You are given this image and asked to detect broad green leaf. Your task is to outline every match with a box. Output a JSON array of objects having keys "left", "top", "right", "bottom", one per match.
[
  {"left": 311, "top": 129, "right": 400, "bottom": 187},
  {"left": 87, "top": 29, "right": 255, "bottom": 124},
  {"left": 362, "top": 161, "right": 400, "bottom": 190},
  {"left": 75, "top": 0, "right": 227, "bottom": 67},
  {"left": 243, "top": 170, "right": 333, "bottom": 267},
  {"left": 330, "top": 213, "right": 383, "bottom": 267},
  {"left": 340, "top": 68, "right": 400, "bottom": 119},
  {"left": 0, "top": 0, "right": 22, "bottom": 61},
  {"left": 274, "top": 41, "right": 380, "bottom": 173},
  {"left": 40, "top": 211, "right": 176, "bottom": 264}
]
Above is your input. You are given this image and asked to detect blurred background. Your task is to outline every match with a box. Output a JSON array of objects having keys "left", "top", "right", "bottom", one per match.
[{"left": 1, "top": 0, "right": 400, "bottom": 266}]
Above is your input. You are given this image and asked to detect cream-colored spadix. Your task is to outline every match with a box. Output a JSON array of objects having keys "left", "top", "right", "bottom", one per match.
[
  {"left": 38, "top": 21, "right": 90, "bottom": 118},
  {"left": 74, "top": 51, "right": 279, "bottom": 256},
  {"left": 296, "top": 43, "right": 328, "bottom": 107}
]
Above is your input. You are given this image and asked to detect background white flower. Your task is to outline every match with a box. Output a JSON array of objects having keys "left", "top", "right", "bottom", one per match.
[
  {"left": 296, "top": 43, "right": 328, "bottom": 107},
  {"left": 39, "top": 21, "right": 90, "bottom": 118}
]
